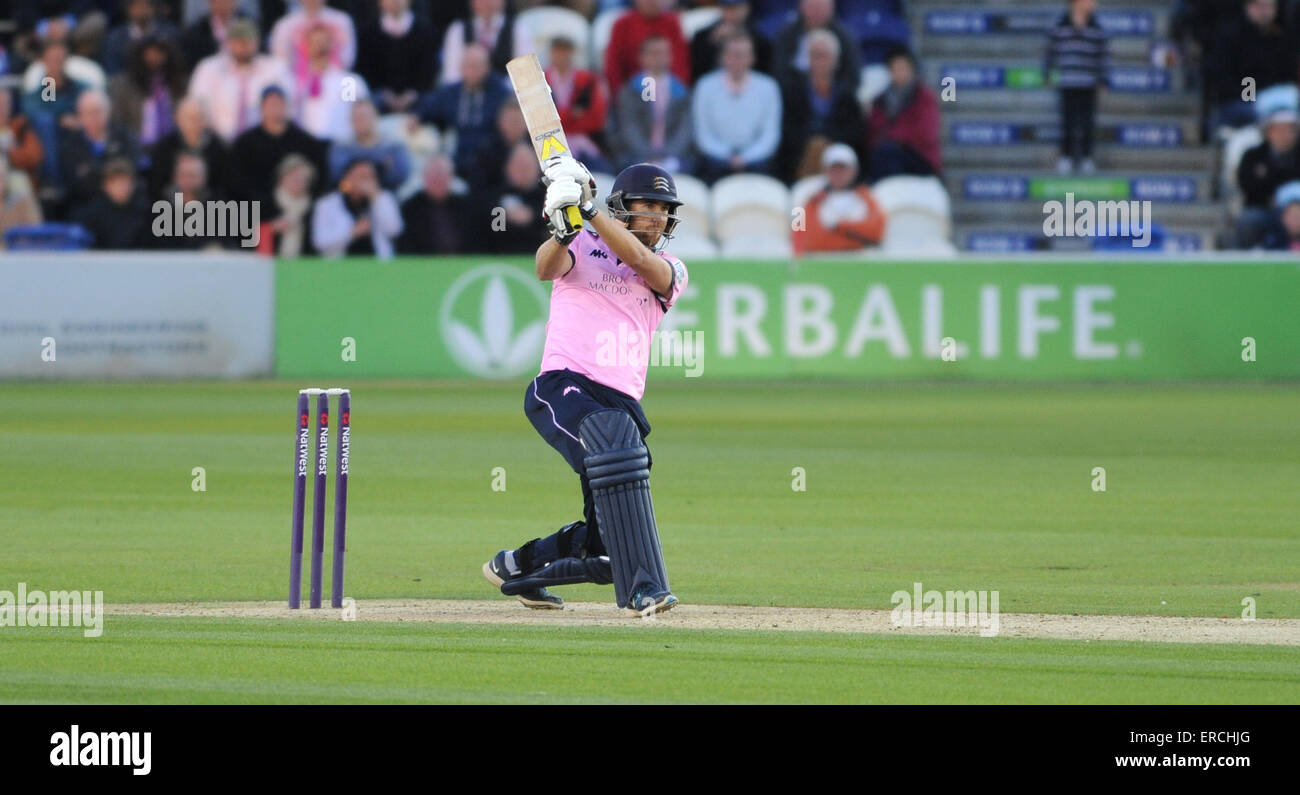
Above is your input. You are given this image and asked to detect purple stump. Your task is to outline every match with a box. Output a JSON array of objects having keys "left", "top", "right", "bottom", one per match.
[
  {"left": 331, "top": 391, "right": 350, "bottom": 608},
  {"left": 309, "top": 392, "right": 329, "bottom": 608},
  {"left": 289, "top": 392, "right": 310, "bottom": 608}
]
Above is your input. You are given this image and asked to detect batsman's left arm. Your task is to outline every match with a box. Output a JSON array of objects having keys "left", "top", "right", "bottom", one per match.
[{"left": 587, "top": 210, "right": 673, "bottom": 296}]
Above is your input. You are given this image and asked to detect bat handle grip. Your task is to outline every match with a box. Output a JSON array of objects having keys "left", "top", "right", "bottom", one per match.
[{"left": 564, "top": 205, "right": 584, "bottom": 233}]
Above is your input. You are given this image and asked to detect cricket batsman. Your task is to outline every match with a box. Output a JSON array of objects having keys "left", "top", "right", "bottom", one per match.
[{"left": 481, "top": 158, "right": 688, "bottom": 617}]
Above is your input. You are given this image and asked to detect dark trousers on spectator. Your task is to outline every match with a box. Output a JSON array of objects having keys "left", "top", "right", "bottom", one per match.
[
  {"left": 1060, "top": 87, "right": 1098, "bottom": 161},
  {"left": 1235, "top": 206, "right": 1275, "bottom": 249},
  {"left": 868, "top": 141, "right": 936, "bottom": 182}
]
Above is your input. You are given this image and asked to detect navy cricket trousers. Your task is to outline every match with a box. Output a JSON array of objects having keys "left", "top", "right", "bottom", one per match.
[{"left": 524, "top": 368, "right": 653, "bottom": 554}]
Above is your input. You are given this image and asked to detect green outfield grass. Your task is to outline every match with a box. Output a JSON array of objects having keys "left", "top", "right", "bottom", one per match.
[
  {"left": 1, "top": 379, "right": 1297, "bottom": 703},
  {"left": 3, "top": 618, "right": 1297, "bottom": 704}
]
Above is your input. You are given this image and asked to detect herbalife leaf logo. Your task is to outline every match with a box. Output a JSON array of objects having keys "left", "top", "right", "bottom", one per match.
[{"left": 440, "top": 265, "right": 548, "bottom": 378}]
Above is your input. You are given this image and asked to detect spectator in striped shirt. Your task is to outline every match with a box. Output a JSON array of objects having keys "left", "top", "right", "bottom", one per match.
[{"left": 1044, "top": 0, "right": 1109, "bottom": 175}]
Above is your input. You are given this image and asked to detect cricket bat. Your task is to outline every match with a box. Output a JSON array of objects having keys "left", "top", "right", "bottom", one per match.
[{"left": 506, "top": 53, "right": 585, "bottom": 234}]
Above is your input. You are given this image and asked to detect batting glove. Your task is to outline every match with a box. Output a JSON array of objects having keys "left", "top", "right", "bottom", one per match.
[
  {"left": 543, "top": 179, "right": 595, "bottom": 243},
  {"left": 543, "top": 155, "right": 596, "bottom": 205}
]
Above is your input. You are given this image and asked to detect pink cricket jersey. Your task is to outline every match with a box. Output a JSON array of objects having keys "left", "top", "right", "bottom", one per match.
[{"left": 538, "top": 229, "right": 689, "bottom": 400}]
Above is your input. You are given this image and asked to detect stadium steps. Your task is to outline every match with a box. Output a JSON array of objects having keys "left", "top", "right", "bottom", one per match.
[
  {"left": 947, "top": 169, "right": 1221, "bottom": 228},
  {"left": 921, "top": 56, "right": 1195, "bottom": 113},
  {"left": 944, "top": 167, "right": 1214, "bottom": 197},
  {"left": 950, "top": 199, "right": 1226, "bottom": 228},
  {"left": 930, "top": 88, "right": 1195, "bottom": 116},
  {"left": 908, "top": 0, "right": 1229, "bottom": 249},
  {"left": 945, "top": 145, "right": 1216, "bottom": 172},
  {"left": 913, "top": 31, "right": 1157, "bottom": 62},
  {"left": 941, "top": 112, "right": 1202, "bottom": 143},
  {"left": 953, "top": 223, "right": 1216, "bottom": 252},
  {"left": 911, "top": 2, "right": 1172, "bottom": 58}
]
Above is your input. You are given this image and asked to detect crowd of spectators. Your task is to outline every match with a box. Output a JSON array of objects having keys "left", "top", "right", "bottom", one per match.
[
  {"left": 0, "top": 0, "right": 932, "bottom": 256},
  {"left": 0, "top": 0, "right": 1297, "bottom": 254}
]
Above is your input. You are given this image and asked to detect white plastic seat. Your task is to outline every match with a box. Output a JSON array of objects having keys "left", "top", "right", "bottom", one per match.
[
  {"left": 666, "top": 234, "right": 719, "bottom": 260},
  {"left": 791, "top": 174, "right": 828, "bottom": 209},
  {"left": 881, "top": 213, "right": 958, "bottom": 255},
  {"left": 712, "top": 173, "right": 791, "bottom": 217},
  {"left": 872, "top": 176, "right": 950, "bottom": 216},
  {"left": 517, "top": 7, "right": 592, "bottom": 69},
  {"left": 869, "top": 176, "right": 953, "bottom": 252},
  {"left": 715, "top": 207, "right": 792, "bottom": 246},
  {"left": 671, "top": 174, "right": 713, "bottom": 239},
  {"left": 720, "top": 230, "right": 792, "bottom": 259},
  {"left": 712, "top": 174, "right": 792, "bottom": 249}
]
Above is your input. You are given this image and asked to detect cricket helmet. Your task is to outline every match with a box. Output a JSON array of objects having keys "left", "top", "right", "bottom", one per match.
[{"left": 606, "top": 163, "right": 683, "bottom": 250}]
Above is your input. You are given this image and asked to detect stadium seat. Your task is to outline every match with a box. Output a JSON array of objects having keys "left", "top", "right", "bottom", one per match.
[
  {"left": 591, "top": 8, "right": 624, "bottom": 74},
  {"left": 791, "top": 174, "right": 828, "bottom": 209},
  {"left": 872, "top": 176, "right": 953, "bottom": 254},
  {"left": 518, "top": 7, "right": 592, "bottom": 69},
  {"left": 872, "top": 176, "right": 951, "bottom": 223},
  {"left": 720, "top": 233, "right": 793, "bottom": 259},
  {"left": 713, "top": 173, "right": 791, "bottom": 217},
  {"left": 668, "top": 234, "right": 720, "bottom": 260},
  {"left": 712, "top": 174, "right": 792, "bottom": 256},
  {"left": 881, "top": 221, "right": 959, "bottom": 256},
  {"left": 856, "top": 64, "right": 891, "bottom": 108},
  {"left": 681, "top": 7, "right": 723, "bottom": 40},
  {"left": 712, "top": 174, "right": 791, "bottom": 245},
  {"left": 672, "top": 174, "right": 713, "bottom": 240}
]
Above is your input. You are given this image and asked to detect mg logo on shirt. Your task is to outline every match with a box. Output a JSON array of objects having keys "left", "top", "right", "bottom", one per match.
[{"left": 439, "top": 265, "right": 549, "bottom": 378}]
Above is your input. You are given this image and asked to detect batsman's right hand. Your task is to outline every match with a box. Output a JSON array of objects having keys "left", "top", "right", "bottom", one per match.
[{"left": 543, "top": 178, "right": 587, "bottom": 243}]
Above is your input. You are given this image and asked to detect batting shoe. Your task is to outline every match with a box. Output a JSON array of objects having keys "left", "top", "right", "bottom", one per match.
[
  {"left": 482, "top": 550, "right": 563, "bottom": 610},
  {"left": 626, "top": 586, "right": 678, "bottom": 617}
]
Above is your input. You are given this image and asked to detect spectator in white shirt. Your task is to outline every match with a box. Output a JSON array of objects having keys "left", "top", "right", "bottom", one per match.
[
  {"left": 439, "top": 0, "right": 532, "bottom": 85},
  {"left": 269, "top": 0, "right": 357, "bottom": 72},
  {"left": 188, "top": 19, "right": 293, "bottom": 142},
  {"left": 293, "top": 23, "right": 370, "bottom": 140},
  {"left": 692, "top": 33, "right": 782, "bottom": 184},
  {"left": 312, "top": 157, "right": 403, "bottom": 258}
]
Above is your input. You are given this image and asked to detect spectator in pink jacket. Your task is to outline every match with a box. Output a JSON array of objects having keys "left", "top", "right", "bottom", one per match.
[{"left": 866, "top": 46, "right": 942, "bottom": 182}]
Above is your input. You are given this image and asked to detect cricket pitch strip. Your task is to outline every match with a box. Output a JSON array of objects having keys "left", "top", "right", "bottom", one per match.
[{"left": 104, "top": 600, "right": 1300, "bottom": 646}]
